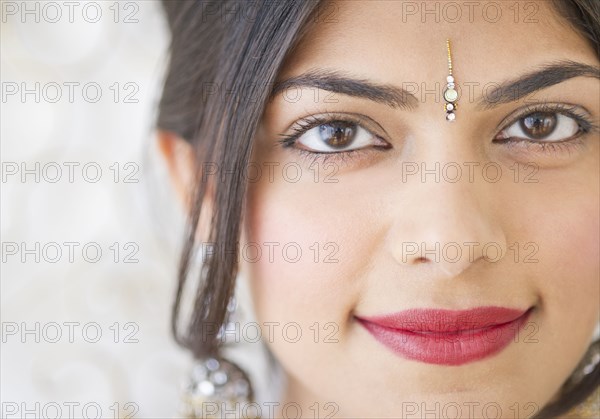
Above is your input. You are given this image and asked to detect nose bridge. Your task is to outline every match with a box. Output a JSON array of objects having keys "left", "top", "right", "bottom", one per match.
[{"left": 389, "top": 155, "right": 506, "bottom": 278}]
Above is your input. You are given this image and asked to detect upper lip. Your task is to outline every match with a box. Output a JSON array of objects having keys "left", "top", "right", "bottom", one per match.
[{"left": 355, "top": 306, "right": 531, "bottom": 334}]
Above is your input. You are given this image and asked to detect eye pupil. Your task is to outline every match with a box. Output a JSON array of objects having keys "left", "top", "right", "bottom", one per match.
[
  {"left": 319, "top": 122, "right": 355, "bottom": 148},
  {"left": 519, "top": 112, "right": 557, "bottom": 139}
]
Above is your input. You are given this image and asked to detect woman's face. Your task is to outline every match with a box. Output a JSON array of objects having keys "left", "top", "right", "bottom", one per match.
[{"left": 240, "top": 0, "right": 599, "bottom": 416}]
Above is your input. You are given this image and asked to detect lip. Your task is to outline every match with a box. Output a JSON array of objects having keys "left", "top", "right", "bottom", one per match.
[{"left": 356, "top": 306, "right": 534, "bottom": 366}]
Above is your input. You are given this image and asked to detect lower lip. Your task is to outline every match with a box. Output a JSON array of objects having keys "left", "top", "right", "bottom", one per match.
[{"left": 356, "top": 307, "right": 533, "bottom": 366}]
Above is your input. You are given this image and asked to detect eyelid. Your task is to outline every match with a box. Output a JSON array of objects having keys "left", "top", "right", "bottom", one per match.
[
  {"left": 281, "top": 111, "right": 392, "bottom": 143},
  {"left": 495, "top": 102, "right": 597, "bottom": 135}
]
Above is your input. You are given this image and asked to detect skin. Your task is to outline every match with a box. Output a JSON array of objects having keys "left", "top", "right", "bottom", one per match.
[{"left": 161, "top": 1, "right": 599, "bottom": 417}]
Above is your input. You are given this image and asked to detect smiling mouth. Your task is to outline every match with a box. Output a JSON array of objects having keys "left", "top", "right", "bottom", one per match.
[{"left": 355, "top": 306, "right": 535, "bottom": 366}]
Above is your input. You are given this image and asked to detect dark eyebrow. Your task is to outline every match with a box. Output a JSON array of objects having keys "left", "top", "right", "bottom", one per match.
[
  {"left": 270, "top": 61, "right": 599, "bottom": 111},
  {"left": 271, "top": 69, "right": 419, "bottom": 110},
  {"left": 477, "top": 60, "right": 600, "bottom": 110}
]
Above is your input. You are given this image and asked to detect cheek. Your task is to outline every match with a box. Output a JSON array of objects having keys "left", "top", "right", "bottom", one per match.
[
  {"left": 505, "top": 162, "right": 599, "bottom": 316},
  {"left": 242, "top": 180, "right": 373, "bottom": 322},
  {"left": 532, "top": 184, "right": 599, "bottom": 309},
  {"left": 515, "top": 180, "right": 600, "bottom": 396},
  {"left": 240, "top": 177, "right": 384, "bottom": 383},
  {"left": 555, "top": 206, "right": 599, "bottom": 273},
  {"left": 541, "top": 198, "right": 599, "bottom": 323}
]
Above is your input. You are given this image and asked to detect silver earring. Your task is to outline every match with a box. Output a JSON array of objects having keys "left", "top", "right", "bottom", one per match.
[
  {"left": 180, "top": 295, "right": 257, "bottom": 418},
  {"left": 562, "top": 340, "right": 600, "bottom": 393},
  {"left": 216, "top": 295, "right": 240, "bottom": 344},
  {"left": 181, "top": 356, "right": 256, "bottom": 418},
  {"left": 579, "top": 340, "right": 600, "bottom": 377}
]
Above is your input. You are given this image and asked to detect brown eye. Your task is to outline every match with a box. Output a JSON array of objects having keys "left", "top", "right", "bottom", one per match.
[
  {"left": 293, "top": 120, "right": 381, "bottom": 153},
  {"left": 497, "top": 110, "right": 580, "bottom": 143},
  {"left": 519, "top": 112, "right": 557, "bottom": 139},
  {"left": 288, "top": 115, "right": 390, "bottom": 154},
  {"left": 318, "top": 122, "right": 356, "bottom": 148}
]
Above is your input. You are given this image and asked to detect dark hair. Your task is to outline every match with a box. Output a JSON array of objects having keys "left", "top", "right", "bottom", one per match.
[
  {"left": 157, "top": 0, "right": 600, "bottom": 416},
  {"left": 159, "top": 0, "right": 324, "bottom": 357}
]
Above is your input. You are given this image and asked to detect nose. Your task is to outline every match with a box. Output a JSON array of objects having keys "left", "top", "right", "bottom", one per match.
[{"left": 387, "top": 161, "right": 506, "bottom": 279}]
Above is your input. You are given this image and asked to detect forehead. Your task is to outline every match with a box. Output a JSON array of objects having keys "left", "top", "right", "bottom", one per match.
[{"left": 279, "top": 0, "right": 598, "bottom": 85}]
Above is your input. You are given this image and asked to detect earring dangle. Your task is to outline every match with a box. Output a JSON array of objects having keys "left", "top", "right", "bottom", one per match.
[
  {"left": 443, "top": 39, "right": 458, "bottom": 121},
  {"left": 567, "top": 339, "right": 600, "bottom": 387},
  {"left": 181, "top": 357, "right": 256, "bottom": 418},
  {"left": 553, "top": 338, "right": 600, "bottom": 407},
  {"left": 180, "top": 295, "right": 258, "bottom": 418}
]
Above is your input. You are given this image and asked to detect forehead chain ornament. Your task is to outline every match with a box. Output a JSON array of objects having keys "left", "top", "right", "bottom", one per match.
[{"left": 443, "top": 39, "right": 458, "bottom": 121}]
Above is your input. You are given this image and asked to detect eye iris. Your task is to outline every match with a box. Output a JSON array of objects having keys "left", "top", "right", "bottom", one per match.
[
  {"left": 319, "top": 122, "right": 356, "bottom": 148},
  {"left": 519, "top": 112, "right": 557, "bottom": 139}
]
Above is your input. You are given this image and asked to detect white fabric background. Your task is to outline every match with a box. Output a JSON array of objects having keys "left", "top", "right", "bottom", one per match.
[{"left": 1, "top": 1, "right": 197, "bottom": 417}]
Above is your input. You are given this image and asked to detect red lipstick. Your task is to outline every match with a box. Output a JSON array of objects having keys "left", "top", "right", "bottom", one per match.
[{"left": 356, "top": 306, "right": 533, "bottom": 366}]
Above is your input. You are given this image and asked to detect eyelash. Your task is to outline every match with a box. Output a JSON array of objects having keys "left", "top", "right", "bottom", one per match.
[
  {"left": 276, "top": 113, "right": 388, "bottom": 166},
  {"left": 492, "top": 103, "right": 598, "bottom": 154},
  {"left": 276, "top": 104, "right": 599, "bottom": 165}
]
